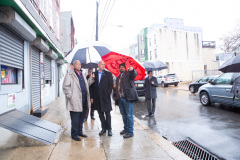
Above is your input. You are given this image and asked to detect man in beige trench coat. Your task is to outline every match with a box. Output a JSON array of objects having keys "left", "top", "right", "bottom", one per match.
[{"left": 62, "top": 60, "right": 94, "bottom": 141}]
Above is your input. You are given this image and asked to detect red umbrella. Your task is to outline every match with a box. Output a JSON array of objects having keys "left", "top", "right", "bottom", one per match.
[{"left": 101, "top": 52, "right": 145, "bottom": 81}]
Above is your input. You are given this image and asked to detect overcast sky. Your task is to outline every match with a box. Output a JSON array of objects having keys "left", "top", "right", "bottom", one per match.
[{"left": 61, "top": 0, "right": 240, "bottom": 52}]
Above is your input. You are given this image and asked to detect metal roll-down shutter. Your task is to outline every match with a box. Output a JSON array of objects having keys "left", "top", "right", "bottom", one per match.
[
  {"left": 44, "top": 56, "right": 51, "bottom": 80},
  {"left": 0, "top": 24, "right": 24, "bottom": 69},
  {"left": 31, "top": 47, "right": 41, "bottom": 111}
]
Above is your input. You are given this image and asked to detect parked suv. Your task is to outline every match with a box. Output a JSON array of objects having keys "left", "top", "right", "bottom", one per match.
[
  {"left": 198, "top": 73, "right": 240, "bottom": 107},
  {"left": 157, "top": 73, "right": 179, "bottom": 87}
]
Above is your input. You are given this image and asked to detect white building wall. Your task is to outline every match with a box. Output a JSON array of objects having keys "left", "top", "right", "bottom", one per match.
[
  {"left": 202, "top": 48, "right": 219, "bottom": 70},
  {"left": 151, "top": 28, "right": 204, "bottom": 81},
  {"left": 61, "top": 11, "right": 72, "bottom": 54}
]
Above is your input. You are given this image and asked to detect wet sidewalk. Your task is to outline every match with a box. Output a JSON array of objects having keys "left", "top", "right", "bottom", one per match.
[{"left": 0, "top": 95, "right": 190, "bottom": 160}]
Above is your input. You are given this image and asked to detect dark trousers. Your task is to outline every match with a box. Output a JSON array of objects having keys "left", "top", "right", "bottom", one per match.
[
  {"left": 147, "top": 98, "right": 156, "bottom": 114},
  {"left": 84, "top": 103, "right": 95, "bottom": 119},
  {"left": 70, "top": 111, "right": 84, "bottom": 138},
  {"left": 98, "top": 109, "right": 111, "bottom": 131},
  {"left": 70, "top": 100, "right": 86, "bottom": 137}
]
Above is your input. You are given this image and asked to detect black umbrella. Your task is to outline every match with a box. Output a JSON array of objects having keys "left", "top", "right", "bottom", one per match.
[
  {"left": 219, "top": 54, "right": 240, "bottom": 73},
  {"left": 81, "top": 61, "right": 99, "bottom": 69},
  {"left": 143, "top": 60, "right": 168, "bottom": 71}
]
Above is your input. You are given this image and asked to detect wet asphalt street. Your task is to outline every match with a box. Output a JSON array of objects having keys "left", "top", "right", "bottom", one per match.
[{"left": 133, "top": 86, "right": 240, "bottom": 160}]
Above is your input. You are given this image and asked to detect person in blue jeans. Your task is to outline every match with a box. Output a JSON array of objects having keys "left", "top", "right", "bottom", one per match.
[{"left": 115, "top": 63, "right": 138, "bottom": 138}]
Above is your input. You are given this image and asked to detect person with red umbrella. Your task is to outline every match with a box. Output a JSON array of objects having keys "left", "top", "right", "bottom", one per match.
[{"left": 115, "top": 63, "right": 138, "bottom": 138}]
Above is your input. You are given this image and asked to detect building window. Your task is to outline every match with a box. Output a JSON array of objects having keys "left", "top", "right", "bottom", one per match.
[
  {"left": 154, "top": 35, "right": 156, "bottom": 44},
  {"left": 149, "top": 38, "right": 151, "bottom": 46},
  {"left": 1, "top": 65, "right": 18, "bottom": 84},
  {"left": 150, "top": 51, "right": 152, "bottom": 60},
  {"left": 155, "top": 49, "right": 157, "bottom": 59}
]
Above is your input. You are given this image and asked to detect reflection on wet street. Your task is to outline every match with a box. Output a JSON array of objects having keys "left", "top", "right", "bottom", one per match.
[{"left": 134, "top": 87, "right": 240, "bottom": 160}]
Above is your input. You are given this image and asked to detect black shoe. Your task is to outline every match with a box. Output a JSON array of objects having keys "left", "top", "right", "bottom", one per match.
[
  {"left": 83, "top": 118, "right": 87, "bottom": 122},
  {"left": 79, "top": 133, "right": 88, "bottom": 137},
  {"left": 108, "top": 130, "right": 112, "bottom": 136},
  {"left": 91, "top": 116, "right": 95, "bottom": 120},
  {"left": 99, "top": 129, "right": 106, "bottom": 135},
  {"left": 120, "top": 130, "right": 127, "bottom": 135},
  {"left": 123, "top": 133, "right": 134, "bottom": 138},
  {"left": 145, "top": 113, "right": 151, "bottom": 117},
  {"left": 72, "top": 136, "right": 81, "bottom": 141},
  {"left": 150, "top": 113, "right": 154, "bottom": 117}
]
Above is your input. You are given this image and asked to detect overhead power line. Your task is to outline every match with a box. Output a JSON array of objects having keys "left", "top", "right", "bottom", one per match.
[
  {"left": 99, "top": 0, "right": 116, "bottom": 36},
  {"left": 99, "top": 0, "right": 111, "bottom": 31}
]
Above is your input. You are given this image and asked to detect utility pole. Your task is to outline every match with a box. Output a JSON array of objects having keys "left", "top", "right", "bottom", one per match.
[{"left": 96, "top": 1, "right": 99, "bottom": 41}]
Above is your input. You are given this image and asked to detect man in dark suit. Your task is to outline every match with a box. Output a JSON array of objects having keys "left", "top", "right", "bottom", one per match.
[
  {"left": 92, "top": 60, "right": 113, "bottom": 136},
  {"left": 144, "top": 71, "right": 158, "bottom": 117}
]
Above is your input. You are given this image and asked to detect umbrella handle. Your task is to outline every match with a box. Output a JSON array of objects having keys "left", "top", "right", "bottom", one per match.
[{"left": 87, "top": 48, "right": 94, "bottom": 69}]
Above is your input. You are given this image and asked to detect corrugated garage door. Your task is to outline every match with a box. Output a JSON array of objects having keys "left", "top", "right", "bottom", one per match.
[
  {"left": 31, "top": 47, "right": 41, "bottom": 112},
  {"left": 45, "top": 56, "right": 51, "bottom": 80},
  {"left": 0, "top": 24, "right": 24, "bottom": 69}
]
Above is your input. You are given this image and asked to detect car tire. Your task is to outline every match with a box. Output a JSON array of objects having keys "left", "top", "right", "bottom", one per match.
[
  {"left": 200, "top": 92, "right": 211, "bottom": 106},
  {"left": 174, "top": 83, "right": 178, "bottom": 86},
  {"left": 161, "top": 82, "right": 165, "bottom": 88},
  {"left": 189, "top": 85, "right": 195, "bottom": 93}
]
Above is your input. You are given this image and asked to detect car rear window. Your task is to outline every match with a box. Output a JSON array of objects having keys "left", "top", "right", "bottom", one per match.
[{"left": 165, "top": 74, "right": 177, "bottom": 78}]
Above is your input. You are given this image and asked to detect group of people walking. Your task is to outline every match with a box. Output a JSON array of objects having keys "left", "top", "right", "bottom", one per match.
[{"left": 62, "top": 60, "right": 140, "bottom": 141}]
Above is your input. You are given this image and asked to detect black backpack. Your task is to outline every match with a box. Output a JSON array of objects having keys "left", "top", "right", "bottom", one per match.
[{"left": 231, "top": 75, "right": 240, "bottom": 102}]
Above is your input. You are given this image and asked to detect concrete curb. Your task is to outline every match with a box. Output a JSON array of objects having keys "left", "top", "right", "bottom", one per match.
[{"left": 134, "top": 117, "right": 191, "bottom": 160}]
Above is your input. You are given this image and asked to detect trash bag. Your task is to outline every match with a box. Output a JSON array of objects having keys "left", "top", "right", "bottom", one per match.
[{"left": 231, "top": 75, "right": 240, "bottom": 102}]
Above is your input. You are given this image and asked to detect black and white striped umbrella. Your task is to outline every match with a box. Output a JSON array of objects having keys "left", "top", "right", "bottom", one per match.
[{"left": 64, "top": 41, "right": 111, "bottom": 68}]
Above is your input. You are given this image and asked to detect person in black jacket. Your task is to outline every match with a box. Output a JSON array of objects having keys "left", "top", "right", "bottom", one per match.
[
  {"left": 92, "top": 61, "right": 113, "bottom": 136},
  {"left": 115, "top": 63, "right": 138, "bottom": 138},
  {"left": 85, "top": 68, "right": 95, "bottom": 121},
  {"left": 144, "top": 71, "right": 158, "bottom": 117}
]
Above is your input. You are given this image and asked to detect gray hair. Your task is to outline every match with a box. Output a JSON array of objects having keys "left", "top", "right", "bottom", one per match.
[{"left": 73, "top": 60, "right": 81, "bottom": 65}]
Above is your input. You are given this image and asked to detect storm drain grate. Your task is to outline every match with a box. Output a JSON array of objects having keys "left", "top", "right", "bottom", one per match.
[{"left": 172, "top": 139, "right": 221, "bottom": 160}]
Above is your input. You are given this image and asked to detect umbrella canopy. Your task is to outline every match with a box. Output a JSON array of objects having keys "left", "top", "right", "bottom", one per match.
[
  {"left": 64, "top": 41, "right": 145, "bottom": 80},
  {"left": 219, "top": 55, "right": 240, "bottom": 73},
  {"left": 64, "top": 41, "right": 111, "bottom": 66},
  {"left": 102, "top": 52, "right": 145, "bottom": 81},
  {"left": 143, "top": 60, "right": 168, "bottom": 71}
]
